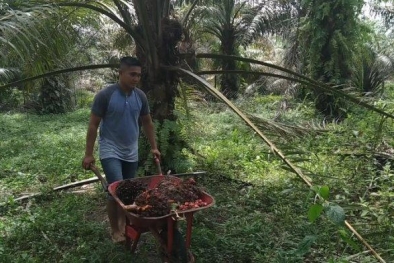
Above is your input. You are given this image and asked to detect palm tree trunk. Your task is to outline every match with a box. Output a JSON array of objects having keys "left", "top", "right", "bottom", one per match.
[
  {"left": 220, "top": 28, "right": 239, "bottom": 99},
  {"left": 306, "top": 1, "right": 357, "bottom": 120},
  {"left": 133, "top": 0, "right": 185, "bottom": 173}
]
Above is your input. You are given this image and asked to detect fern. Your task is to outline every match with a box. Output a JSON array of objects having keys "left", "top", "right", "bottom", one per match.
[{"left": 138, "top": 116, "right": 192, "bottom": 175}]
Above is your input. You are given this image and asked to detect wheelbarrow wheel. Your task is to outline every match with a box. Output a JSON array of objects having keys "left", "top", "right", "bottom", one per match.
[{"left": 159, "top": 227, "right": 188, "bottom": 263}]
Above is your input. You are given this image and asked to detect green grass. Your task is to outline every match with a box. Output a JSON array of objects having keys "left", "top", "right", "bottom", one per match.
[
  {"left": 1, "top": 191, "right": 160, "bottom": 263},
  {"left": 1, "top": 93, "right": 394, "bottom": 262},
  {"left": 0, "top": 109, "right": 95, "bottom": 201},
  {"left": 0, "top": 175, "right": 378, "bottom": 263}
]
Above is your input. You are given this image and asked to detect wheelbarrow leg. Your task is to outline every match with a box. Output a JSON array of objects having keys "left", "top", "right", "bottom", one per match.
[
  {"left": 167, "top": 217, "right": 176, "bottom": 257},
  {"left": 125, "top": 217, "right": 132, "bottom": 250},
  {"left": 125, "top": 217, "right": 144, "bottom": 253},
  {"left": 185, "top": 212, "right": 194, "bottom": 249},
  {"left": 125, "top": 224, "right": 144, "bottom": 253},
  {"left": 130, "top": 233, "right": 141, "bottom": 253}
]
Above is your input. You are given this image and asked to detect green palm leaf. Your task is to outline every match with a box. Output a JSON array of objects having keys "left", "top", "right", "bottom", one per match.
[
  {"left": 172, "top": 66, "right": 314, "bottom": 186},
  {"left": 57, "top": 2, "right": 145, "bottom": 49},
  {"left": 182, "top": 0, "right": 200, "bottom": 27},
  {"left": 245, "top": 113, "right": 326, "bottom": 139},
  {"left": 0, "top": 64, "right": 118, "bottom": 89},
  {"left": 0, "top": 5, "right": 54, "bottom": 58},
  {"left": 196, "top": 54, "right": 394, "bottom": 119},
  {"left": 0, "top": 67, "right": 20, "bottom": 82}
]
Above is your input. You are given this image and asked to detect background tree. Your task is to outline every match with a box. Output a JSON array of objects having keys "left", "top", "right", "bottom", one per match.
[
  {"left": 0, "top": 2, "right": 101, "bottom": 113},
  {"left": 0, "top": 0, "right": 191, "bottom": 172},
  {"left": 192, "top": 0, "right": 282, "bottom": 99},
  {"left": 295, "top": 0, "right": 365, "bottom": 119}
]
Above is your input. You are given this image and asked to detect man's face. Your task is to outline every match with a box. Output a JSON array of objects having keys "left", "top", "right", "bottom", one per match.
[{"left": 119, "top": 66, "right": 142, "bottom": 89}]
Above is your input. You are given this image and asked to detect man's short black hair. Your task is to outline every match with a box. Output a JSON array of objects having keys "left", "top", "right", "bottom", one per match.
[{"left": 120, "top": 56, "right": 141, "bottom": 68}]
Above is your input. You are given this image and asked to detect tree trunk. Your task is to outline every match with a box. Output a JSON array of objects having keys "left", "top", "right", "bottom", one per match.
[
  {"left": 305, "top": 0, "right": 360, "bottom": 121},
  {"left": 133, "top": 0, "right": 188, "bottom": 174},
  {"left": 220, "top": 27, "right": 239, "bottom": 99}
]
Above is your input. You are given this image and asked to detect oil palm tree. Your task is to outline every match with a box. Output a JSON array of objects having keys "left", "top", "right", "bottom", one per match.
[
  {"left": 0, "top": 1, "right": 100, "bottom": 112},
  {"left": 370, "top": 0, "right": 394, "bottom": 29},
  {"left": 284, "top": 0, "right": 366, "bottom": 119},
  {"left": 352, "top": 46, "right": 394, "bottom": 95},
  {"left": 0, "top": 1, "right": 392, "bottom": 260},
  {"left": 191, "top": 0, "right": 288, "bottom": 99}
]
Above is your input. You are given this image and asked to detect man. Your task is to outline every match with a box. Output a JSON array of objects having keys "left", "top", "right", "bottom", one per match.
[{"left": 82, "top": 56, "right": 161, "bottom": 242}]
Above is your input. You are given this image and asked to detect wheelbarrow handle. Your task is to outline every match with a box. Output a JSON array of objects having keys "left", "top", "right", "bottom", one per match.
[
  {"left": 89, "top": 164, "right": 109, "bottom": 191},
  {"left": 154, "top": 157, "right": 163, "bottom": 176}
]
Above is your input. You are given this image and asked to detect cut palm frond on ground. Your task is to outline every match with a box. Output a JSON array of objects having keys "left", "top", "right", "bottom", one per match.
[{"left": 245, "top": 113, "right": 327, "bottom": 139}]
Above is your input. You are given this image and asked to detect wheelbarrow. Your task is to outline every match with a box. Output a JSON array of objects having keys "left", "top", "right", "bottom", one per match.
[{"left": 90, "top": 164, "right": 215, "bottom": 263}]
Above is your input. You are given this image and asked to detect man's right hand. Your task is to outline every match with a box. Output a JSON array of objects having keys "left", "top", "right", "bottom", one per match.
[{"left": 82, "top": 155, "right": 95, "bottom": 170}]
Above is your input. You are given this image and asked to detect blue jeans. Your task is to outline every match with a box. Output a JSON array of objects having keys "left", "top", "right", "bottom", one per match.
[{"left": 101, "top": 158, "right": 138, "bottom": 198}]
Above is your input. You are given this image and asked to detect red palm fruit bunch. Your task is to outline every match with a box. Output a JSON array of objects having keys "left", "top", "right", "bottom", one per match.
[
  {"left": 116, "top": 179, "right": 147, "bottom": 205},
  {"left": 132, "top": 177, "right": 206, "bottom": 217}
]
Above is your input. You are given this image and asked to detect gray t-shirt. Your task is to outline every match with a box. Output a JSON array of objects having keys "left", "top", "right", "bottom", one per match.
[{"left": 91, "top": 83, "right": 149, "bottom": 162}]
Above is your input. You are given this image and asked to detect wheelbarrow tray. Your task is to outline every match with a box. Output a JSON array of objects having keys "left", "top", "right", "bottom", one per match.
[{"left": 108, "top": 175, "right": 215, "bottom": 229}]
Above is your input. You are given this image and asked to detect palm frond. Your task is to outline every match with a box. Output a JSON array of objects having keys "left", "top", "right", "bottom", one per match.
[
  {"left": 113, "top": 0, "right": 133, "bottom": 26},
  {"left": 245, "top": 113, "right": 327, "bottom": 139},
  {"left": 190, "top": 0, "right": 296, "bottom": 53},
  {"left": 195, "top": 55, "right": 394, "bottom": 119},
  {"left": 181, "top": 0, "right": 200, "bottom": 27},
  {"left": 94, "top": 1, "right": 122, "bottom": 19},
  {"left": 232, "top": 1, "right": 247, "bottom": 25},
  {"left": 174, "top": 66, "right": 313, "bottom": 186},
  {"left": 0, "top": 2, "right": 100, "bottom": 92},
  {"left": 0, "top": 64, "right": 118, "bottom": 90},
  {"left": 194, "top": 5, "right": 226, "bottom": 27},
  {"left": 0, "top": 68, "right": 20, "bottom": 83},
  {"left": 210, "top": 69, "right": 391, "bottom": 117},
  {"left": 233, "top": 3, "right": 261, "bottom": 46},
  {"left": 0, "top": 4, "right": 55, "bottom": 59},
  {"left": 57, "top": 2, "right": 145, "bottom": 48},
  {"left": 352, "top": 47, "right": 394, "bottom": 95},
  {"left": 0, "top": 35, "right": 23, "bottom": 59}
]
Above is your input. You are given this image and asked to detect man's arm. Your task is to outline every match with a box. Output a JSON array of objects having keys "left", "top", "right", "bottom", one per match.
[
  {"left": 140, "top": 114, "right": 161, "bottom": 159},
  {"left": 82, "top": 113, "right": 102, "bottom": 169}
]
